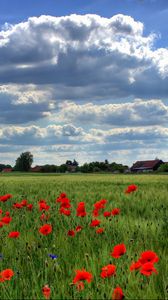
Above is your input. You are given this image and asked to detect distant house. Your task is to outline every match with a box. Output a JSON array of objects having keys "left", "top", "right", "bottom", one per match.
[
  {"left": 67, "top": 165, "right": 77, "bottom": 173},
  {"left": 1, "top": 168, "right": 12, "bottom": 173},
  {"left": 131, "top": 160, "right": 164, "bottom": 173},
  {"left": 30, "top": 166, "right": 43, "bottom": 172},
  {"left": 66, "top": 160, "right": 78, "bottom": 172}
]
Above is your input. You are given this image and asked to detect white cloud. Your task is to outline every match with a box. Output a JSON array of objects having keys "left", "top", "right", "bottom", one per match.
[
  {"left": 0, "top": 123, "right": 101, "bottom": 145},
  {"left": 0, "top": 84, "right": 56, "bottom": 124},
  {"left": 0, "top": 124, "right": 167, "bottom": 146},
  {"left": 54, "top": 99, "right": 168, "bottom": 126},
  {"left": 90, "top": 126, "right": 168, "bottom": 142},
  {"left": 0, "top": 13, "right": 168, "bottom": 166},
  {"left": 0, "top": 14, "right": 167, "bottom": 100},
  {"left": 0, "top": 123, "right": 167, "bottom": 166}
]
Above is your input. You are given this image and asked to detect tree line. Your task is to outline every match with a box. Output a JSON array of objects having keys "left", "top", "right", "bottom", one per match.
[
  {"left": 1, "top": 151, "right": 129, "bottom": 173},
  {"left": 1, "top": 151, "right": 168, "bottom": 173}
]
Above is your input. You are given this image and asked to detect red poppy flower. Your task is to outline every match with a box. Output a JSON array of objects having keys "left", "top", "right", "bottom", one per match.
[
  {"left": 13, "top": 203, "right": 22, "bottom": 209},
  {"left": 39, "top": 199, "right": 46, "bottom": 204},
  {"left": 0, "top": 194, "right": 12, "bottom": 202},
  {"left": 130, "top": 260, "right": 142, "bottom": 271},
  {"left": 140, "top": 262, "right": 158, "bottom": 276},
  {"left": 112, "top": 208, "right": 120, "bottom": 216},
  {"left": 90, "top": 219, "right": 101, "bottom": 227},
  {"left": 76, "top": 202, "right": 86, "bottom": 217},
  {"left": 0, "top": 269, "right": 14, "bottom": 281},
  {"left": 111, "top": 243, "right": 126, "bottom": 258},
  {"left": 5, "top": 211, "right": 10, "bottom": 216},
  {"left": 125, "top": 184, "right": 138, "bottom": 194},
  {"left": 92, "top": 209, "right": 99, "bottom": 217},
  {"left": 94, "top": 199, "right": 107, "bottom": 210},
  {"left": 39, "top": 224, "right": 52, "bottom": 235},
  {"left": 112, "top": 286, "right": 124, "bottom": 300},
  {"left": 8, "top": 231, "right": 20, "bottom": 238},
  {"left": 139, "top": 250, "right": 159, "bottom": 264},
  {"left": 60, "top": 198, "right": 71, "bottom": 209},
  {"left": 0, "top": 209, "right": 2, "bottom": 214},
  {"left": 96, "top": 228, "right": 104, "bottom": 234},
  {"left": 0, "top": 275, "right": 5, "bottom": 282},
  {"left": 56, "top": 195, "right": 71, "bottom": 208},
  {"left": 56, "top": 196, "right": 62, "bottom": 203},
  {"left": 59, "top": 207, "right": 71, "bottom": 216},
  {"left": 103, "top": 211, "right": 111, "bottom": 217},
  {"left": 76, "top": 226, "right": 83, "bottom": 232},
  {"left": 0, "top": 222, "right": 3, "bottom": 228},
  {"left": 20, "top": 199, "right": 27, "bottom": 207},
  {"left": 39, "top": 201, "right": 50, "bottom": 211},
  {"left": 27, "top": 204, "right": 33, "bottom": 211},
  {"left": 101, "top": 264, "right": 116, "bottom": 278},
  {"left": 68, "top": 230, "right": 75, "bottom": 237},
  {"left": 1, "top": 216, "right": 12, "bottom": 225},
  {"left": 73, "top": 269, "right": 93, "bottom": 285},
  {"left": 60, "top": 192, "right": 67, "bottom": 198},
  {"left": 42, "top": 285, "right": 51, "bottom": 299},
  {"left": 100, "top": 199, "right": 107, "bottom": 205}
]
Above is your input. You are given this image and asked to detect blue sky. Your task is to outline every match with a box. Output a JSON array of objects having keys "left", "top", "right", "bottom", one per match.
[
  {"left": 1, "top": 0, "right": 168, "bottom": 46},
  {"left": 0, "top": 0, "right": 168, "bottom": 166}
]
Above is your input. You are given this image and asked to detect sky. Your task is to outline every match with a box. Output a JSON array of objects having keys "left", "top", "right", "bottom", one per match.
[{"left": 0, "top": 0, "right": 168, "bottom": 167}]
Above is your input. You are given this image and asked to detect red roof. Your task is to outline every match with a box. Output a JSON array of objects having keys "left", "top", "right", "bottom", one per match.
[
  {"left": 30, "top": 166, "right": 42, "bottom": 172},
  {"left": 131, "top": 160, "right": 163, "bottom": 170},
  {"left": 2, "top": 168, "right": 12, "bottom": 172}
]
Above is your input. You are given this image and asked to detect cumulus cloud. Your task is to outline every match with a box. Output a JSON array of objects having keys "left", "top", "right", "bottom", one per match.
[
  {"left": 90, "top": 126, "right": 168, "bottom": 142},
  {"left": 0, "top": 123, "right": 101, "bottom": 145},
  {"left": 0, "top": 14, "right": 167, "bottom": 99},
  {"left": 0, "top": 124, "right": 167, "bottom": 146},
  {"left": 0, "top": 84, "right": 56, "bottom": 124},
  {"left": 0, "top": 13, "right": 168, "bottom": 165},
  {"left": 55, "top": 99, "right": 168, "bottom": 126}
]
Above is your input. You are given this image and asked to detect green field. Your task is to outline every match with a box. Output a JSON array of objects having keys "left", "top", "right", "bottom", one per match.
[{"left": 0, "top": 174, "right": 168, "bottom": 299}]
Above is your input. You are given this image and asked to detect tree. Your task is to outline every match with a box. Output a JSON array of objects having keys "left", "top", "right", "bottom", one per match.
[
  {"left": 80, "top": 163, "right": 89, "bottom": 173},
  {"left": 72, "top": 159, "right": 79, "bottom": 166},
  {"left": 14, "top": 152, "right": 33, "bottom": 171},
  {"left": 59, "top": 164, "right": 68, "bottom": 173},
  {"left": 66, "top": 160, "right": 73, "bottom": 166},
  {"left": 41, "top": 164, "right": 58, "bottom": 173},
  {"left": 105, "top": 159, "right": 109, "bottom": 165},
  {"left": 158, "top": 163, "right": 168, "bottom": 172}
]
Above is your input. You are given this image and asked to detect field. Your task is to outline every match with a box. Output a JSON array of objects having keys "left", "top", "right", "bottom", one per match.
[{"left": 0, "top": 173, "right": 168, "bottom": 300}]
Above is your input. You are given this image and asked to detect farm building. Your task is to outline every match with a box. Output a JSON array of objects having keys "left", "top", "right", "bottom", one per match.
[
  {"left": 30, "top": 166, "right": 43, "bottom": 172},
  {"left": 1, "top": 168, "right": 13, "bottom": 173},
  {"left": 131, "top": 159, "right": 164, "bottom": 173}
]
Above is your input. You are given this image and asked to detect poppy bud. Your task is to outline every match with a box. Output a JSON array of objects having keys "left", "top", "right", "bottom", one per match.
[{"left": 42, "top": 285, "right": 51, "bottom": 299}]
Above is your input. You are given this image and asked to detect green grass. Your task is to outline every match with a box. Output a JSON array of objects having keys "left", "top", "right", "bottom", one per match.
[{"left": 0, "top": 174, "right": 168, "bottom": 299}]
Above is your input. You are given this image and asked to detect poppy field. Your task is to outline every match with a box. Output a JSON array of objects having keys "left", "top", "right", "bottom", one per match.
[{"left": 0, "top": 173, "right": 167, "bottom": 299}]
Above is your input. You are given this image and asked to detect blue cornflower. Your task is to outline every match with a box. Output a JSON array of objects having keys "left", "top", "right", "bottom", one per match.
[
  {"left": 48, "top": 254, "right": 58, "bottom": 260},
  {"left": 0, "top": 253, "right": 3, "bottom": 260}
]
